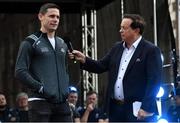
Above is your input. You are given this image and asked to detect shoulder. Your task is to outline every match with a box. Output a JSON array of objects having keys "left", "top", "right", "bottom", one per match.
[
  {"left": 56, "top": 36, "right": 68, "bottom": 49},
  {"left": 109, "top": 41, "right": 123, "bottom": 51},
  {"left": 21, "top": 32, "right": 41, "bottom": 47},
  {"left": 142, "top": 39, "right": 159, "bottom": 49},
  {"left": 93, "top": 107, "right": 101, "bottom": 113},
  {"left": 114, "top": 41, "right": 123, "bottom": 47},
  {"left": 56, "top": 36, "right": 64, "bottom": 43},
  {"left": 140, "top": 39, "right": 161, "bottom": 53}
]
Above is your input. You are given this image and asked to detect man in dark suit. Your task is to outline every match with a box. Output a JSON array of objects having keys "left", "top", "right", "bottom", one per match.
[{"left": 69, "top": 14, "right": 162, "bottom": 122}]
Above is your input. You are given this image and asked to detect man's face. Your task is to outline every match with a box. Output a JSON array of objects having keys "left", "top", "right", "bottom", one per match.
[
  {"left": 17, "top": 96, "right": 28, "bottom": 109},
  {"left": 39, "top": 8, "right": 60, "bottom": 33},
  {"left": 67, "top": 92, "right": 78, "bottom": 105},
  {"left": 119, "top": 18, "right": 137, "bottom": 43},
  {"left": 0, "top": 94, "right": 7, "bottom": 107},
  {"left": 86, "top": 93, "right": 97, "bottom": 107}
]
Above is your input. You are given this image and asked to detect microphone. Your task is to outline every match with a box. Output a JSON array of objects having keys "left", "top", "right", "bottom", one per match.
[{"left": 64, "top": 37, "right": 76, "bottom": 63}]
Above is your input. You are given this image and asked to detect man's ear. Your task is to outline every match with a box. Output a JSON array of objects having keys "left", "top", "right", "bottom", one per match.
[
  {"left": 38, "top": 13, "right": 43, "bottom": 21},
  {"left": 135, "top": 28, "right": 140, "bottom": 34}
]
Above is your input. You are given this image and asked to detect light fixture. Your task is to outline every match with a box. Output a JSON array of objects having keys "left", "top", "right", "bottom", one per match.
[
  {"left": 157, "top": 118, "right": 168, "bottom": 123},
  {"left": 157, "top": 86, "right": 164, "bottom": 98}
]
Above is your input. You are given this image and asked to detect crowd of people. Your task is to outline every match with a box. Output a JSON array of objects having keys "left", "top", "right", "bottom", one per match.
[
  {"left": 1, "top": 86, "right": 180, "bottom": 122},
  {"left": 0, "top": 92, "right": 29, "bottom": 122},
  {"left": 0, "top": 88, "right": 108, "bottom": 122}
]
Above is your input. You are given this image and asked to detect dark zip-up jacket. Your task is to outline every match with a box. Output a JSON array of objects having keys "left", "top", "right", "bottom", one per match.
[{"left": 15, "top": 31, "right": 69, "bottom": 103}]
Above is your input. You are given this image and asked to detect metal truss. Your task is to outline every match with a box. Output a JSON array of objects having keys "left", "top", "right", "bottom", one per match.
[{"left": 81, "top": 9, "right": 98, "bottom": 102}]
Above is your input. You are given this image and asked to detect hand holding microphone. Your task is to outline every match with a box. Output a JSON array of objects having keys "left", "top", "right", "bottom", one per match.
[
  {"left": 69, "top": 50, "right": 86, "bottom": 63},
  {"left": 64, "top": 37, "right": 77, "bottom": 63},
  {"left": 64, "top": 37, "right": 86, "bottom": 63}
]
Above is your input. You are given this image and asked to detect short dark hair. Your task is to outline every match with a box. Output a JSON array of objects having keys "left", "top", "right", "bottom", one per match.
[
  {"left": 0, "top": 92, "right": 5, "bottom": 96},
  {"left": 123, "top": 14, "right": 146, "bottom": 35},
  {"left": 39, "top": 3, "right": 60, "bottom": 14},
  {"left": 86, "top": 90, "right": 97, "bottom": 97}
]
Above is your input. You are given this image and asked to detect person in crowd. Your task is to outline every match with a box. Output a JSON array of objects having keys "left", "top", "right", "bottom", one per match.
[
  {"left": 67, "top": 86, "right": 80, "bottom": 123},
  {"left": 0, "top": 92, "right": 17, "bottom": 122},
  {"left": 15, "top": 92, "right": 29, "bottom": 122},
  {"left": 167, "top": 87, "right": 180, "bottom": 122},
  {"left": 67, "top": 86, "right": 79, "bottom": 107},
  {"left": 15, "top": 3, "right": 72, "bottom": 122},
  {"left": 69, "top": 14, "right": 162, "bottom": 122},
  {"left": 78, "top": 91, "right": 106, "bottom": 122}
]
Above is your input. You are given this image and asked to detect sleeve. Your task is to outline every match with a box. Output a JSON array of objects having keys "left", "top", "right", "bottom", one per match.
[
  {"left": 80, "top": 56, "right": 109, "bottom": 73},
  {"left": 15, "top": 40, "right": 43, "bottom": 91},
  {"left": 141, "top": 46, "right": 163, "bottom": 113},
  {"left": 80, "top": 42, "right": 119, "bottom": 73}
]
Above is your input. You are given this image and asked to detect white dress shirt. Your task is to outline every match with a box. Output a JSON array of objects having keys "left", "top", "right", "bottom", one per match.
[{"left": 114, "top": 36, "right": 142, "bottom": 100}]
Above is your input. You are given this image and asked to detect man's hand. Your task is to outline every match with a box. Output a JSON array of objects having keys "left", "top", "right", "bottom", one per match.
[
  {"left": 80, "top": 103, "right": 95, "bottom": 122},
  {"left": 137, "top": 109, "right": 154, "bottom": 120},
  {"left": 86, "top": 103, "right": 94, "bottom": 112},
  {"left": 68, "top": 50, "right": 86, "bottom": 63}
]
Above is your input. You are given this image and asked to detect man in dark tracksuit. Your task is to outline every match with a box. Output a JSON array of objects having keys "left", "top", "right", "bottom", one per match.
[{"left": 15, "top": 3, "right": 72, "bottom": 122}]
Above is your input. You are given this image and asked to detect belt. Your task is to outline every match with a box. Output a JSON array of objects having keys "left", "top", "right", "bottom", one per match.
[{"left": 112, "top": 98, "right": 125, "bottom": 105}]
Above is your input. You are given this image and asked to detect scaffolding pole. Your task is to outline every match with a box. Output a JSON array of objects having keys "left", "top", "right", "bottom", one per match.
[
  {"left": 81, "top": 9, "right": 98, "bottom": 103},
  {"left": 153, "top": 0, "right": 158, "bottom": 46}
]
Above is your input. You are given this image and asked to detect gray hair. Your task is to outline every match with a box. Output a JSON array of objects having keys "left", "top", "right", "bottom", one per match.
[{"left": 16, "top": 92, "right": 28, "bottom": 101}]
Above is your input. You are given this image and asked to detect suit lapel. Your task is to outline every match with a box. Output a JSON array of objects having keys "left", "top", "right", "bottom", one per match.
[{"left": 124, "top": 40, "right": 144, "bottom": 77}]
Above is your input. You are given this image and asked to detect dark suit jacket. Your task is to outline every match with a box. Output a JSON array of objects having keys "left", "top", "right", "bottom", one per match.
[{"left": 81, "top": 38, "right": 162, "bottom": 115}]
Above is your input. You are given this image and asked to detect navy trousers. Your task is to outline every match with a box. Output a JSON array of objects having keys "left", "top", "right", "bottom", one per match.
[{"left": 109, "top": 99, "right": 157, "bottom": 122}]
